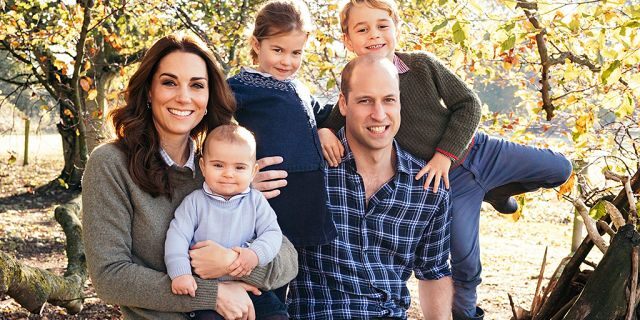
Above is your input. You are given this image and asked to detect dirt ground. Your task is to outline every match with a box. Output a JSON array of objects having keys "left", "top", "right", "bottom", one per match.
[{"left": 0, "top": 150, "right": 597, "bottom": 319}]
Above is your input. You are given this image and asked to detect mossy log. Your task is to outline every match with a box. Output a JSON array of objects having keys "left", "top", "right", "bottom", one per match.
[{"left": 0, "top": 197, "right": 86, "bottom": 314}]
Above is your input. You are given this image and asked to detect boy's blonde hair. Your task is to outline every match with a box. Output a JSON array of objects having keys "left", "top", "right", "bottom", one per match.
[
  {"left": 250, "top": 0, "right": 314, "bottom": 63},
  {"left": 202, "top": 124, "right": 257, "bottom": 162},
  {"left": 339, "top": 0, "right": 401, "bottom": 34}
]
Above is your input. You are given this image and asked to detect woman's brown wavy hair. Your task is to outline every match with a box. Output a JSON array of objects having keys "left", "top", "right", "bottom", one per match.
[{"left": 110, "top": 32, "right": 236, "bottom": 198}]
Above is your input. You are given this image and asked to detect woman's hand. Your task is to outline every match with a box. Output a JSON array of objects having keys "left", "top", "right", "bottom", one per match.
[
  {"left": 252, "top": 156, "right": 288, "bottom": 199},
  {"left": 216, "top": 281, "right": 262, "bottom": 320},
  {"left": 190, "top": 240, "right": 238, "bottom": 279}
]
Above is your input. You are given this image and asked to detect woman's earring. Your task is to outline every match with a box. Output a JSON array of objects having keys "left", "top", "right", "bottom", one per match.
[
  {"left": 204, "top": 109, "right": 208, "bottom": 115},
  {"left": 147, "top": 101, "right": 151, "bottom": 109}
]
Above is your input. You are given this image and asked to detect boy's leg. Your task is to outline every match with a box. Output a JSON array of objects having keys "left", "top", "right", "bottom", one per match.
[
  {"left": 250, "top": 290, "right": 288, "bottom": 320},
  {"left": 474, "top": 133, "right": 572, "bottom": 198},
  {"left": 449, "top": 163, "right": 485, "bottom": 318},
  {"left": 449, "top": 133, "right": 572, "bottom": 317}
]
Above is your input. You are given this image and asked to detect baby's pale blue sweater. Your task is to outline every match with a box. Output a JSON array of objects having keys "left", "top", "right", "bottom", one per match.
[{"left": 164, "top": 186, "right": 282, "bottom": 279}]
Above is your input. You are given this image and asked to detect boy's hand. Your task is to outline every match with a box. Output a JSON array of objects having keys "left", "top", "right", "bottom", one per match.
[
  {"left": 318, "top": 128, "right": 344, "bottom": 167},
  {"left": 171, "top": 274, "right": 198, "bottom": 297},
  {"left": 228, "top": 247, "right": 259, "bottom": 278},
  {"left": 416, "top": 152, "right": 451, "bottom": 193}
]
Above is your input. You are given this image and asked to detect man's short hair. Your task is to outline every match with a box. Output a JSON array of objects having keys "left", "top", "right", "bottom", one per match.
[
  {"left": 340, "top": 55, "right": 399, "bottom": 99},
  {"left": 339, "top": 0, "right": 401, "bottom": 34},
  {"left": 202, "top": 124, "right": 257, "bottom": 161}
]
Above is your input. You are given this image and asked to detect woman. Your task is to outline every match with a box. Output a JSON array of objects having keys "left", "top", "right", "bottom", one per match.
[{"left": 82, "top": 32, "right": 298, "bottom": 320}]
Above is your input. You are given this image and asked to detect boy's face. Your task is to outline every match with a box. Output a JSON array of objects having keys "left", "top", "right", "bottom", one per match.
[
  {"left": 252, "top": 30, "right": 308, "bottom": 81},
  {"left": 199, "top": 140, "right": 258, "bottom": 199},
  {"left": 343, "top": 4, "right": 398, "bottom": 60}
]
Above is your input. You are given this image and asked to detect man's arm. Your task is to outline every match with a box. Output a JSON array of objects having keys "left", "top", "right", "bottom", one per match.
[{"left": 419, "top": 277, "right": 453, "bottom": 320}]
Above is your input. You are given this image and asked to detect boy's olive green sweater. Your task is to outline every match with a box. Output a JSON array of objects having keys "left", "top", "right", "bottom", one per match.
[
  {"left": 82, "top": 143, "right": 298, "bottom": 319},
  {"left": 323, "top": 51, "right": 482, "bottom": 166}
]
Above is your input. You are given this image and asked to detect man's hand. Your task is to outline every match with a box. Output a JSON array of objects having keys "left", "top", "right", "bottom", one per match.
[
  {"left": 190, "top": 240, "right": 238, "bottom": 279},
  {"left": 252, "top": 156, "right": 288, "bottom": 199},
  {"left": 415, "top": 152, "right": 451, "bottom": 193},
  {"left": 229, "top": 247, "right": 259, "bottom": 277},
  {"left": 216, "top": 281, "right": 262, "bottom": 320},
  {"left": 318, "top": 128, "right": 344, "bottom": 167},
  {"left": 171, "top": 274, "right": 197, "bottom": 297}
]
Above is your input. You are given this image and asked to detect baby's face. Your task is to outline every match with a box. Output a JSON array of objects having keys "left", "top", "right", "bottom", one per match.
[{"left": 199, "top": 141, "right": 257, "bottom": 199}]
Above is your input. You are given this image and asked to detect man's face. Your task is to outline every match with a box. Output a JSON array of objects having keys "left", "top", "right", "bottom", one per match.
[
  {"left": 342, "top": 4, "right": 398, "bottom": 60},
  {"left": 339, "top": 62, "right": 400, "bottom": 154}
]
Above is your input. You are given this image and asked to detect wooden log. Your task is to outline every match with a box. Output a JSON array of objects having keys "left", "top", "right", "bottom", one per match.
[
  {"left": 533, "top": 237, "right": 594, "bottom": 320},
  {"left": 0, "top": 196, "right": 85, "bottom": 314},
  {"left": 562, "top": 224, "right": 639, "bottom": 319}
]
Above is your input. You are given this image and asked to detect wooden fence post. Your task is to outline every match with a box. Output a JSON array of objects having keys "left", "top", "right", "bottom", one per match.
[{"left": 23, "top": 118, "right": 29, "bottom": 166}]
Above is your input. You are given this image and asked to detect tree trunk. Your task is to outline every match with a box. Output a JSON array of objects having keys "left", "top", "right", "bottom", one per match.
[
  {"left": 562, "top": 224, "right": 639, "bottom": 319},
  {"left": 0, "top": 197, "right": 86, "bottom": 315},
  {"left": 57, "top": 100, "right": 87, "bottom": 189},
  {"left": 84, "top": 71, "right": 115, "bottom": 153}
]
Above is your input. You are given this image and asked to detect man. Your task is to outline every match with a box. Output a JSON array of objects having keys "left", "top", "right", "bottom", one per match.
[{"left": 287, "top": 55, "right": 453, "bottom": 319}]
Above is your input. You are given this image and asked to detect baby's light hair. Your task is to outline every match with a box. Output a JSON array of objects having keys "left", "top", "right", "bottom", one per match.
[
  {"left": 339, "top": 0, "right": 401, "bottom": 34},
  {"left": 202, "top": 124, "right": 257, "bottom": 162},
  {"left": 250, "top": 0, "right": 314, "bottom": 63}
]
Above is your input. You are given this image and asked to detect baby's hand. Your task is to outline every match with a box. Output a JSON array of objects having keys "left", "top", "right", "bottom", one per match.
[
  {"left": 318, "top": 128, "right": 344, "bottom": 167},
  {"left": 228, "top": 247, "right": 259, "bottom": 278},
  {"left": 416, "top": 152, "right": 451, "bottom": 193},
  {"left": 171, "top": 274, "right": 198, "bottom": 297}
]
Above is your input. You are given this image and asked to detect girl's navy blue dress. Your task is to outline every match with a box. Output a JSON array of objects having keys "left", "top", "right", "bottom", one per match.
[{"left": 228, "top": 68, "right": 336, "bottom": 246}]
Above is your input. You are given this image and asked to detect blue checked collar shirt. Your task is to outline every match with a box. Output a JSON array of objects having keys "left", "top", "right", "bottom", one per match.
[{"left": 288, "top": 128, "right": 452, "bottom": 319}]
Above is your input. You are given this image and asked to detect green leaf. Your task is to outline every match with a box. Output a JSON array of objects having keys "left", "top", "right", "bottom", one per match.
[
  {"left": 601, "top": 60, "right": 621, "bottom": 84},
  {"left": 589, "top": 201, "right": 607, "bottom": 220},
  {"left": 432, "top": 20, "right": 448, "bottom": 33},
  {"left": 452, "top": 21, "right": 466, "bottom": 45},
  {"left": 501, "top": 35, "right": 516, "bottom": 52},
  {"left": 327, "top": 78, "right": 336, "bottom": 90}
]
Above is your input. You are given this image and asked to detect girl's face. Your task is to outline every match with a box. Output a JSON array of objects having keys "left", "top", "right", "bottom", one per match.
[
  {"left": 252, "top": 30, "right": 308, "bottom": 81},
  {"left": 148, "top": 51, "right": 209, "bottom": 144}
]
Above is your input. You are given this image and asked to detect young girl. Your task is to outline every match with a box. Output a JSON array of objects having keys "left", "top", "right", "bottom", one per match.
[{"left": 227, "top": 0, "right": 336, "bottom": 300}]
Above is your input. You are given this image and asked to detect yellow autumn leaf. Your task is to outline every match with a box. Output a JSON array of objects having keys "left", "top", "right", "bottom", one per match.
[
  {"left": 87, "top": 89, "right": 98, "bottom": 100},
  {"left": 557, "top": 172, "right": 575, "bottom": 200}
]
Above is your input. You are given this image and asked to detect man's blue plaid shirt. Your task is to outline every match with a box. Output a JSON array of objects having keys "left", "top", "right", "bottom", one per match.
[{"left": 288, "top": 129, "right": 452, "bottom": 319}]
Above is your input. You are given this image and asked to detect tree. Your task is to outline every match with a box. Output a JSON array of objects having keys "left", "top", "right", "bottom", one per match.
[{"left": 0, "top": 0, "right": 172, "bottom": 188}]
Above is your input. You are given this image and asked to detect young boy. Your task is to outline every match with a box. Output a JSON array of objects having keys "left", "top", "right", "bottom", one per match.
[
  {"left": 165, "top": 124, "right": 287, "bottom": 320},
  {"left": 318, "top": 1, "right": 573, "bottom": 319}
]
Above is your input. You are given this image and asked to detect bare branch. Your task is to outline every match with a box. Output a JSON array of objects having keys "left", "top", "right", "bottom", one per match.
[{"left": 573, "top": 199, "right": 608, "bottom": 254}]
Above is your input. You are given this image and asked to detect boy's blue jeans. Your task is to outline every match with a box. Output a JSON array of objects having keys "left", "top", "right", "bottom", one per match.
[{"left": 449, "top": 132, "right": 572, "bottom": 317}]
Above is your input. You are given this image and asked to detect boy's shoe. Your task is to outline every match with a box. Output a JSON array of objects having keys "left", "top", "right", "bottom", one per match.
[
  {"left": 484, "top": 195, "right": 518, "bottom": 214},
  {"left": 483, "top": 182, "right": 528, "bottom": 214},
  {"left": 453, "top": 307, "right": 485, "bottom": 320}
]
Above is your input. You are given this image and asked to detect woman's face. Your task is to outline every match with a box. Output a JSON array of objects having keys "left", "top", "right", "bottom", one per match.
[{"left": 148, "top": 51, "right": 209, "bottom": 143}]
